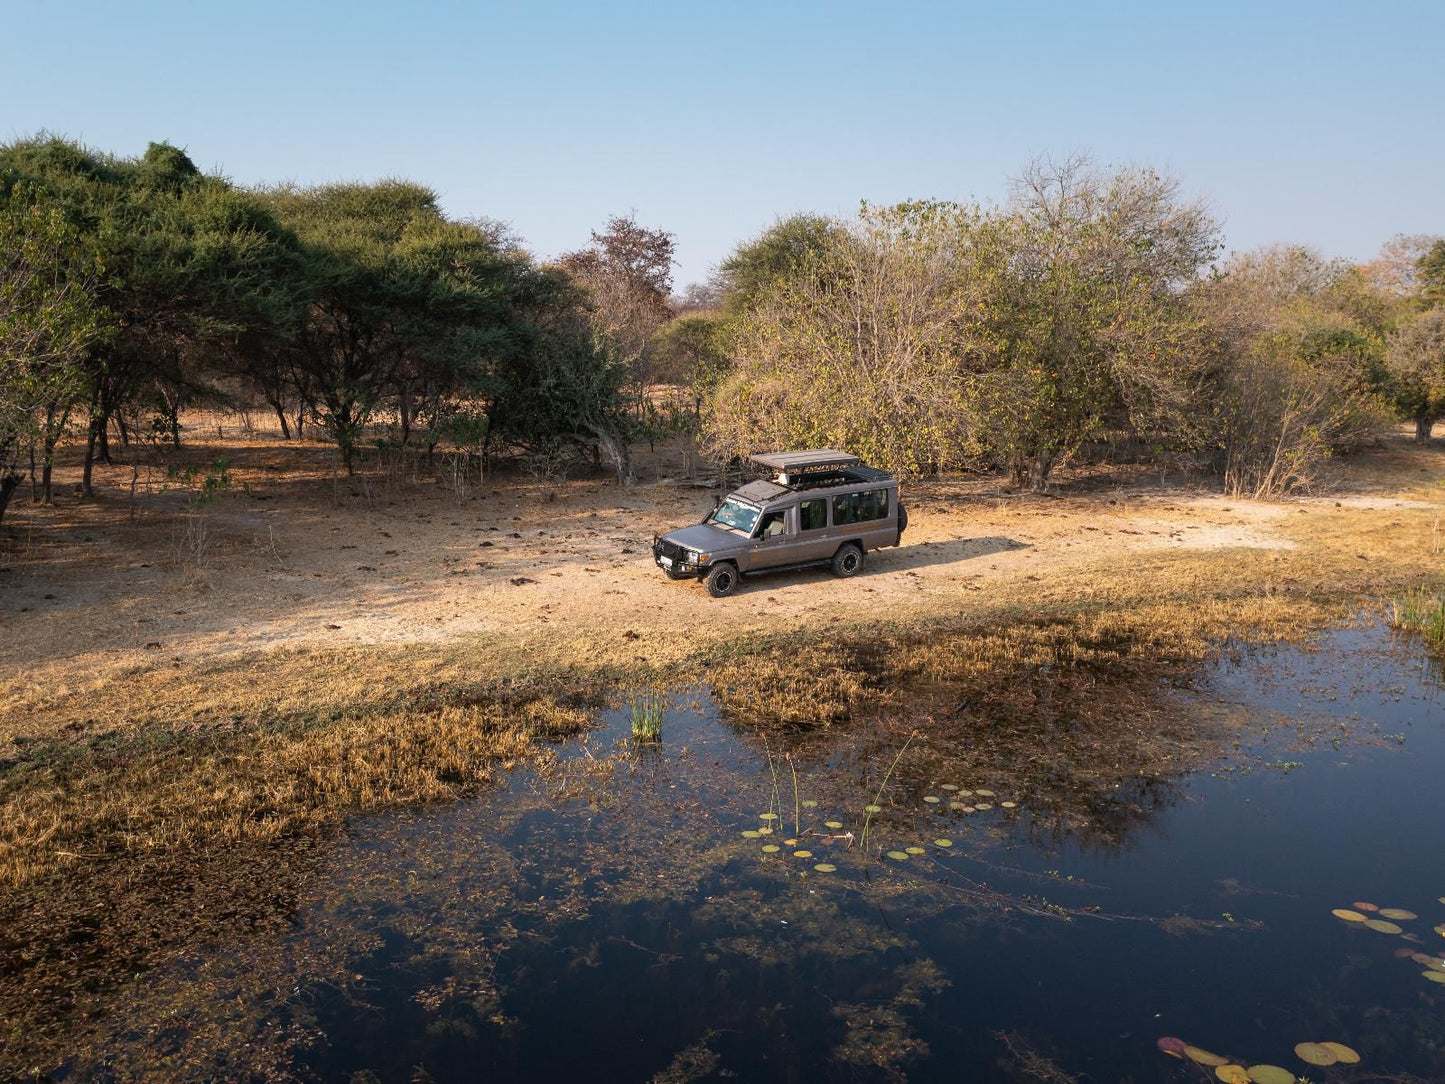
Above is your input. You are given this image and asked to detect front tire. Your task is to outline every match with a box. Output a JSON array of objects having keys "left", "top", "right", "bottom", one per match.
[
  {"left": 832, "top": 543, "right": 864, "bottom": 577},
  {"left": 704, "top": 562, "right": 739, "bottom": 598}
]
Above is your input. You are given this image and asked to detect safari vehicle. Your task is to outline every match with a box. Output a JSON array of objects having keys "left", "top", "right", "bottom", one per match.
[{"left": 651, "top": 450, "right": 908, "bottom": 598}]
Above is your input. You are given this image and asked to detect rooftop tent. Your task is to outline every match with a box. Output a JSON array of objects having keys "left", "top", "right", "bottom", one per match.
[{"left": 749, "top": 450, "right": 861, "bottom": 475}]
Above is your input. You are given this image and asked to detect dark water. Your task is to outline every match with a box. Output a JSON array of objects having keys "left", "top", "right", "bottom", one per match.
[{"left": 118, "top": 625, "right": 1445, "bottom": 1082}]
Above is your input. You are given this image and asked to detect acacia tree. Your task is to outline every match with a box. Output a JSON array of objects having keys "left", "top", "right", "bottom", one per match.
[
  {"left": 0, "top": 185, "right": 105, "bottom": 520},
  {"left": 1387, "top": 307, "right": 1445, "bottom": 441}
]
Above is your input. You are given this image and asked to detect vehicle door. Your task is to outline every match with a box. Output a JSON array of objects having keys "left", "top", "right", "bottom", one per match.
[
  {"left": 746, "top": 506, "right": 795, "bottom": 571},
  {"left": 793, "top": 496, "right": 834, "bottom": 563}
]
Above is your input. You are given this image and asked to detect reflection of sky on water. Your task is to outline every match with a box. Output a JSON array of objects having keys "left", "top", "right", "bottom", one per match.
[
  {"left": 276, "top": 624, "right": 1445, "bottom": 1082},
  {"left": 61, "top": 625, "right": 1440, "bottom": 1082}
]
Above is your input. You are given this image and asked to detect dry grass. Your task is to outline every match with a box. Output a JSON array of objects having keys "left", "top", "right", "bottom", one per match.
[{"left": 1, "top": 674, "right": 594, "bottom": 889}]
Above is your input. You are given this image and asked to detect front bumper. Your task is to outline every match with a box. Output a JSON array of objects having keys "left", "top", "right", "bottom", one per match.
[{"left": 652, "top": 535, "right": 706, "bottom": 576}]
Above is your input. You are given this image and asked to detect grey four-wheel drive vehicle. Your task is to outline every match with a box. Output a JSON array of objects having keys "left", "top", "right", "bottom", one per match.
[{"left": 651, "top": 450, "right": 908, "bottom": 598}]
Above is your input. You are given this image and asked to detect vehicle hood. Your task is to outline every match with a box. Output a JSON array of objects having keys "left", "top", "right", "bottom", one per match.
[{"left": 661, "top": 524, "right": 746, "bottom": 552}]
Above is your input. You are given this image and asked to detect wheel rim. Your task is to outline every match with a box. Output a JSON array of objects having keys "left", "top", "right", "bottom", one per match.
[
  {"left": 844, "top": 552, "right": 859, "bottom": 572},
  {"left": 716, "top": 571, "right": 733, "bottom": 591}
]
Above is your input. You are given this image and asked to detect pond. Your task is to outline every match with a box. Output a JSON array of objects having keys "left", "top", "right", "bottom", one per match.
[{"left": 91, "top": 624, "right": 1445, "bottom": 1082}]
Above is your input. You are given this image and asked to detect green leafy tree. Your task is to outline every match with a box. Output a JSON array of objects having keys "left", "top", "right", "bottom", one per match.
[
  {"left": 713, "top": 213, "right": 846, "bottom": 314},
  {"left": 1387, "top": 307, "right": 1445, "bottom": 441},
  {"left": 1418, "top": 240, "right": 1445, "bottom": 307},
  {"left": 965, "top": 157, "right": 1221, "bottom": 489},
  {"left": 0, "top": 185, "right": 105, "bottom": 519}
]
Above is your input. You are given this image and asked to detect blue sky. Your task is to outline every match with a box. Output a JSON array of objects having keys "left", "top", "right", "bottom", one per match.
[{"left": 4, "top": 0, "right": 1441, "bottom": 287}]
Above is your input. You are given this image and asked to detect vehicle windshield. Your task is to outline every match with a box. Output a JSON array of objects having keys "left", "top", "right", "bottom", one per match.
[{"left": 709, "top": 496, "right": 760, "bottom": 535}]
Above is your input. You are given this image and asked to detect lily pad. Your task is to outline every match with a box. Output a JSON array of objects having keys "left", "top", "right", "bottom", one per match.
[
  {"left": 1379, "top": 908, "right": 1417, "bottom": 920},
  {"left": 782, "top": 838, "right": 798, "bottom": 846},
  {"left": 865, "top": 804, "right": 882, "bottom": 814},
  {"left": 761, "top": 844, "right": 780, "bottom": 853},
  {"left": 974, "top": 802, "right": 993, "bottom": 810},
  {"left": 886, "top": 850, "right": 909, "bottom": 861},
  {"left": 1000, "top": 801, "right": 1018, "bottom": 809},
  {"left": 1434, "top": 923, "right": 1445, "bottom": 936},
  {"left": 1319, "top": 1042, "right": 1359, "bottom": 1064},
  {"left": 1186, "top": 1046, "right": 1229, "bottom": 1066},
  {"left": 802, "top": 799, "right": 819, "bottom": 808},
  {"left": 824, "top": 821, "right": 844, "bottom": 829},
  {"left": 1332, "top": 908, "right": 1367, "bottom": 922},
  {"left": 1423, "top": 970, "right": 1445, "bottom": 984},
  {"left": 793, "top": 850, "right": 813, "bottom": 859},
  {"left": 1215, "top": 1066, "right": 1250, "bottom": 1083},
  {"left": 905, "top": 846, "right": 926, "bottom": 855},
  {"left": 756, "top": 826, "right": 773, "bottom": 836},
  {"left": 1364, "top": 919, "right": 1403, "bottom": 934},
  {"left": 941, "top": 783, "right": 959, "bottom": 791},
  {"left": 923, "top": 795, "right": 941, "bottom": 803},
  {"left": 934, "top": 838, "right": 954, "bottom": 847},
  {"left": 741, "top": 830, "right": 761, "bottom": 838},
  {"left": 957, "top": 789, "right": 974, "bottom": 797},
  {"left": 813, "top": 863, "right": 837, "bottom": 872},
  {"left": 1353, "top": 901, "right": 1379, "bottom": 911},
  {"left": 948, "top": 802, "right": 968, "bottom": 811},
  {"left": 1156, "top": 1036, "right": 1187, "bottom": 1057},
  {"left": 1245, "top": 1066, "right": 1294, "bottom": 1084},
  {"left": 1294, "top": 1042, "right": 1337, "bottom": 1066},
  {"left": 759, "top": 812, "right": 779, "bottom": 821}
]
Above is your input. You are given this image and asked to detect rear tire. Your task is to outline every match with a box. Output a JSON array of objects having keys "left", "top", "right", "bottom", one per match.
[
  {"left": 704, "top": 562, "right": 738, "bottom": 598},
  {"left": 897, "top": 503, "right": 908, "bottom": 543},
  {"left": 832, "top": 543, "right": 864, "bottom": 577}
]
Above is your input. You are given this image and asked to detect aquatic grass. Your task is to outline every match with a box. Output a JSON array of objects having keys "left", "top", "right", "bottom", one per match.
[
  {"left": 629, "top": 693, "right": 666, "bottom": 742},
  {"left": 1390, "top": 588, "right": 1445, "bottom": 650},
  {"left": 859, "top": 732, "right": 916, "bottom": 854},
  {"left": 788, "top": 754, "right": 802, "bottom": 838},
  {"left": 762, "top": 738, "right": 782, "bottom": 824}
]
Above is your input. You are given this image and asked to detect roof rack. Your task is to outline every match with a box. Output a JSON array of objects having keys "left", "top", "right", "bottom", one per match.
[{"left": 749, "top": 449, "right": 862, "bottom": 475}]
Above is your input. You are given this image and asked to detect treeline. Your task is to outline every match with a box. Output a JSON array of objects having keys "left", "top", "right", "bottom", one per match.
[
  {"left": 688, "top": 158, "right": 1445, "bottom": 493},
  {"left": 3, "top": 141, "right": 1444, "bottom": 525},
  {"left": 0, "top": 137, "right": 675, "bottom": 522}
]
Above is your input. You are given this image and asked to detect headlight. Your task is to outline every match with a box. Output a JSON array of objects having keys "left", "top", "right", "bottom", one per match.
[{"left": 690, "top": 551, "right": 710, "bottom": 563}]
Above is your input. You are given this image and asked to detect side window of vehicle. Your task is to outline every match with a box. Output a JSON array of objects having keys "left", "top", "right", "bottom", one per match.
[
  {"left": 833, "top": 489, "right": 889, "bottom": 525},
  {"left": 863, "top": 488, "right": 889, "bottom": 522},
  {"left": 800, "top": 499, "right": 827, "bottom": 531},
  {"left": 758, "top": 510, "right": 788, "bottom": 538}
]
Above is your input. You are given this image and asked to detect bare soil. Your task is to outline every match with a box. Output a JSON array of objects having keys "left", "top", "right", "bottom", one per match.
[{"left": 6, "top": 425, "right": 1439, "bottom": 703}]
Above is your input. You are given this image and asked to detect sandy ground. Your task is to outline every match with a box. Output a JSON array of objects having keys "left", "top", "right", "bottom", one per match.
[{"left": 1, "top": 427, "right": 1442, "bottom": 688}]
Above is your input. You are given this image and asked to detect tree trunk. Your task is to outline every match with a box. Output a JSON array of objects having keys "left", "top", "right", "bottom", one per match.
[
  {"left": 96, "top": 410, "right": 112, "bottom": 464},
  {"left": 1417, "top": 415, "right": 1435, "bottom": 443},
  {"left": 0, "top": 471, "right": 19, "bottom": 524},
  {"left": 115, "top": 412, "right": 130, "bottom": 448},
  {"left": 398, "top": 386, "right": 413, "bottom": 447},
  {"left": 1026, "top": 451, "right": 1054, "bottom": 493},
  {"left": 584, "top": 422, "right": 634, "bottom": 486},
  {"left": 29, "top": 442, "right": 38, "bottom": 503},
  {"left": 82, "top": 413, "right": 101, "bottom": 497},
  {"left": 268, "top": 397, "right": 292, "bottom": 440}
]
